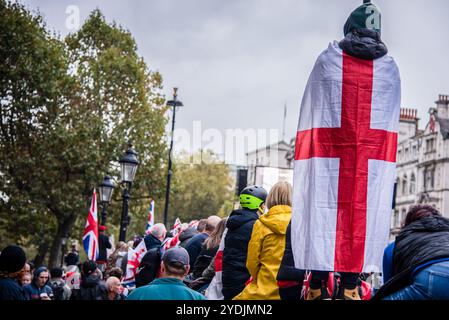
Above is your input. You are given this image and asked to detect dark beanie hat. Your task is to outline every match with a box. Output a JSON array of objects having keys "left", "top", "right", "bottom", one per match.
[
  {"left": 65, "top": 252, "right": 79, "bottom": 266},
  {"left": 0, "top": 245, "right": 27, "bottom": 273},
  {"left": 344, "top": 1, "right": 381, "bottom": 36},
  {"left": 82, "top": 260, "right": 97, "bottom": 275},
  {"left": 50, "top": 267, "right": 63, "bottom": 278}
]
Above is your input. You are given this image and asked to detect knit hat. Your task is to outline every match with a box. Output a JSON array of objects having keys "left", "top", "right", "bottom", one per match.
[
  {"left": 0, "top": 245, "right": 27, "bottom": 274},
  {"left": 64, "top": 252, "right": 80, "bottom": 266},
  {"left": 82, "top": 260, "right": 97, "bottom": 275},
  {"left": 344, "top": 1, "right": 381, "bottom": 36}
]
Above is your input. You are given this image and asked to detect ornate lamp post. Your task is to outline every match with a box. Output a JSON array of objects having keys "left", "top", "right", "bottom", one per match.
[
  {"left": 164, "top": 88, "right": 183, "bottom": 226},
  {"left": 99, "top": 174, "right": 115, "bottom": 230},
  {"left": 119, "top": 143, "right": 139, "bottom": 242}
]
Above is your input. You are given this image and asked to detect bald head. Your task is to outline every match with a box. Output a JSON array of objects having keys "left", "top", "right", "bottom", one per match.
[
  {"left": 105, "top": 276, "right": 121, "bottom": 290},
  {"left": 205, "top": 215, "right": 221, "bottom": 234}
]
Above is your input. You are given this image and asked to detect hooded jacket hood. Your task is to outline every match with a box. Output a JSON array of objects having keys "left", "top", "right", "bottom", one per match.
[
  {"left": 259, "top": 205, "right": 291, "bottom": 235},
  {"left": 33, "top": 267, "right": 49, "bottom": 288},
  {"left": 179, "top": 227, "right": 198, "bottom": 242},
  {"left": 339, "top": 28, "right": 388, "bottom": 60},
  {"left": 226, "top": 209, "right": 259, "bottom": 231},
  {"left": 81, "top": 273, "right": 101, "bottom": 288}
]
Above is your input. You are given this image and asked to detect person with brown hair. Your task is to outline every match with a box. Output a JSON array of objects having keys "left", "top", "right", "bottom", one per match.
[
  {"left": 234, "top": 181, "right": 292, "bottom": 300},
  {"left": 374, "top": 204, "right": 449, "bottom": 300}
]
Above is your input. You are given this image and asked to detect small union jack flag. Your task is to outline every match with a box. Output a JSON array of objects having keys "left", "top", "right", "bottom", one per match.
[{"left": 83, "top": 189, "right": 99, "bottom": 261}]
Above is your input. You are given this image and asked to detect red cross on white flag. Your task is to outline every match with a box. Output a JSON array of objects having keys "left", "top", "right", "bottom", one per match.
[{"left": 291, "top": 42, "right": 401, "bottom": 273}]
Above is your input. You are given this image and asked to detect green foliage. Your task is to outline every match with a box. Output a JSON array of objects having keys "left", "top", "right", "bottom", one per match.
[
  {"left": 0, "top": 2, "right": 168, "bottom": 266},
  {"left": 169, "top": 151, "right": 235, "bottom": 224}
]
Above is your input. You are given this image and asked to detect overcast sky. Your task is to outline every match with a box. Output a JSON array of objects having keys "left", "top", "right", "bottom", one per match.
[{"left": 23, "top": 0, "right": 449, "bottom": 165}]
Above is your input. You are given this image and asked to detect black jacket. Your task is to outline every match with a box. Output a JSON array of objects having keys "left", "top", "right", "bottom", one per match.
[
  {"left": 143, "top": 234, "right": 162, "bottom": 251},
  {"left": 191, "top": 244, "right": 218, "bottom": 279},
  {"left": 339, "top": 28, "right": 388, "bottom": 61},
  {"left": 70, "top": 273, "right": 108, "bottom": 300},
  {"left": 222, "top": 209, "right": 259, "bottom": 300},
  {"left": 98, "top": 234, "right": 112, "bottom": 262},
  {"left": 179, "top": 227, "right": 198, "bottom": 248},
  {"left": 374, "top": 216, "right": 449, "bottom": 299},
  {"left": 186, "top": 233, "right": 209, "bottom": 268},
  {"left": 276, "top": 221, "right": 305, "bottom": 300},
  {"left": 135, "top": 247, "right": 161, "bottom": 288}
]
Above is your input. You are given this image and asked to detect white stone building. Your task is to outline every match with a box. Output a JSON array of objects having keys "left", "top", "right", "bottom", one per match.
[
  {"left": 392, "top": 95, "right": 449, "bottom": 238},
  {"left": 246, "top": 140, "right": 294, "bottom": 187}
]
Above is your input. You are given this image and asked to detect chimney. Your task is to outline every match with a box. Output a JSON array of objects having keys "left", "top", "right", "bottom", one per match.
[
  {"left": 436, "top": 94, "right": 449, "bottom": 118},
  {"left": 399, "top": 108, "right": 419, "bottom": 141}
]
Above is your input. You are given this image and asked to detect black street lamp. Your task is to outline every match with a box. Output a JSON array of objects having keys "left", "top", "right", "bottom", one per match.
[
  {"left": 164, "top": 88, "right": 183, "bottom": 226},
  {"left": 119, "top": 143, "right": 139, "bottom": 242},
  {"left": 99, "top": 174, "right": 115, "bottom": 229}
]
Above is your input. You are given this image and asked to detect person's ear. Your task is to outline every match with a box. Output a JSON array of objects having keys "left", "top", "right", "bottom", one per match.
[
  {"left": 184, "top": 265, "right": 190, "bottom": 276},
  {"left": 160, "top": 262, "right": 166, "bottom": 274}
]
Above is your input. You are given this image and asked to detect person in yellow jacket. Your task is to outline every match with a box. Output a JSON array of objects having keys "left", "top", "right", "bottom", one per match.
[{"left": 234, "top": 181, "right": 292, "bottom": 300}]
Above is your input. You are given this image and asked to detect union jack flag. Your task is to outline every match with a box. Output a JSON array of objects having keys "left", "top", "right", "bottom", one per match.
[
  {"left": 83, "top": 189, "right": 99, "bottom": 261},
  {"left": 145, "top": 200, "right": 155, "bottom": 235}
]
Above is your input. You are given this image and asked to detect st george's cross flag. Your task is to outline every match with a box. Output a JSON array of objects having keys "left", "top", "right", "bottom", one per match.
[
  {"left": 291, "top": 41, "right": 401, "bottom": 273},
  {"left": 122, "top": 239, "right": 147, "bottom": 288},
  {"left": 145, "top": 200, "right": 155, "bottom": 235},
  {"left": 83, "top": 189, "right": 99, "bottom": 261},
  {"left": 170, "top": 217, "right": 182, "bottom": 236},
  {"left": 205, "top": 228, "right": 227, "bottom": 300}
]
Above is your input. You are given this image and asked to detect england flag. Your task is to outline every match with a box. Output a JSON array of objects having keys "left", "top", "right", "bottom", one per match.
[{"left": 291, "top": 41, "right": 401, "bottom": 273}]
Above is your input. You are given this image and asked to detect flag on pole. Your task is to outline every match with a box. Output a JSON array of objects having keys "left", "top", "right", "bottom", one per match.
[
  {"left": 291, "top": 41, "right": 401, "bottom": 273},
  {"left": 83, "top": 189, "right": 99, "bottom": 261},
  {"left": 122, "top": 239, "right": 147, "bottom": 288},
  {"left": 145, "top": 200, "right": 155, "bottom": 235},
  {"left": 170, "top": 217, "right": 182, "bottom": 236}
]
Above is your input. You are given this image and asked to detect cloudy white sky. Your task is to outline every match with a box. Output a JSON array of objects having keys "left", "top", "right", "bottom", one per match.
[{"left": 23, "top": 0, "right": 449, "bottom": 165}]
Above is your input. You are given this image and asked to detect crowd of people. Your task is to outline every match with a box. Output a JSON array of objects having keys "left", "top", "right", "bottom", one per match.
[{"left": 2, "top": 180, "right": 449, "bottom": 301}]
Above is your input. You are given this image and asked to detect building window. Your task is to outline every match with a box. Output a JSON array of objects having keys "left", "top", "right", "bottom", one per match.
[
  {"left": 424, "top": 167, "right": 435, "bottom": 190},
  {"left": 412, "top": 145, "right": 417, "bottom": 156},
  {"left": 410, "top": 173, "right": 416, "bottom": 194},
  {"left": 397, "top": 178, "right": 401, "bottom": 196},
  {"left": 402, "top": 175, "right": 408, "bottom": 195},
  {"left": 405, "top": 148, "right": 409, "bottom": 159},
  {"left": 426, "top": 138, "right": 436, "bottom": 153},
  {"left": 398, "top": 150, "right": 402, "bottom": 160}
]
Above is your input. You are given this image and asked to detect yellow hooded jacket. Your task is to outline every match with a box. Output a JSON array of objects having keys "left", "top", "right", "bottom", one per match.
[{"left": 233, "top": 205, "right": 291, "bottom": 300}]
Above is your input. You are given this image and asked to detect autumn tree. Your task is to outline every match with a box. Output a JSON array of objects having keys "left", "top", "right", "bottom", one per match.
[
  {"left": 169, "top": 151, "right": 235, "bottom": 224},
  {"left": 0, "top": 2, "right": 168, "bottom": 267}
]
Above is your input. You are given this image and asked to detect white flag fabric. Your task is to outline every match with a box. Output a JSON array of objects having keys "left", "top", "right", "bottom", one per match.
[
  {"left": 291, "top": 41, "right": 400, "bottom": 273},
  {"left": 122, "top": 239, "right": 147, "bottom": 288},
  {"left": 205, "top": 228, "right": 227, "bottom": 300}
]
